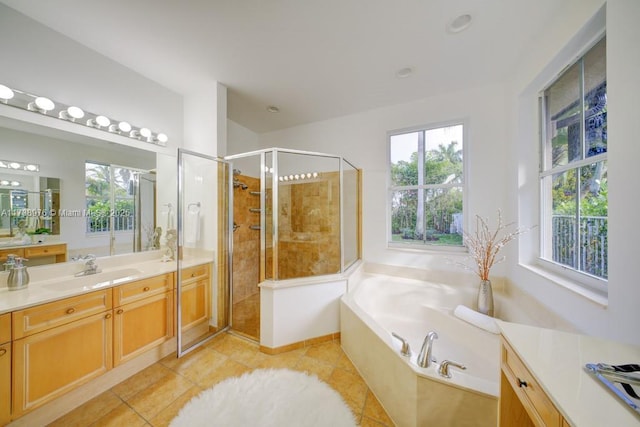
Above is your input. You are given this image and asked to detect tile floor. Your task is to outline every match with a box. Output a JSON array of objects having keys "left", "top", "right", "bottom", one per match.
[{"left": 48, "top": 333, "right": 395, "bottom": 427}]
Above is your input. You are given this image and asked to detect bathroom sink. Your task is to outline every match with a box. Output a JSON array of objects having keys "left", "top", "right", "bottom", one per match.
[{"left": 42, "top": 268, "right": 144, "bottom": 291}]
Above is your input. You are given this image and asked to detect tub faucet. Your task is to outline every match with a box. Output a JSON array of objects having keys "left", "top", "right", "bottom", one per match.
[{"left": 417, "top": 331, "right": 438, "bottom": 368}]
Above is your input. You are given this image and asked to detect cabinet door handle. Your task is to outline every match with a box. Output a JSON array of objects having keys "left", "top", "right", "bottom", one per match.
[
  {"left": 105, "top": 313, "right": 112, "bottom": 319},
  {"left": 116, "top": 309, "right": 124, "bottom": 314},
  {"left": 0, "top": 348, "right": 6, "bottom": 356},
  {"left": 191, "top": 273, "right": 196, "bottom": 277},
  {"left": 66, "top": 307, "right": 75, "bottom": 315},
  {"left": 143, "top": 286, "right": 150, "bottom": 292},
  {"left": 517, "top": 378, "right": 528, "bottom": 388}
]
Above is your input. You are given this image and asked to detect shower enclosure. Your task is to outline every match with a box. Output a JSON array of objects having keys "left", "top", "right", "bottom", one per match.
[
  {"left": 225, "top": 148, "right": 361, "bottom": 341},
  {"left": 175, "top": 147, "right": 360, "bottom": 353}
]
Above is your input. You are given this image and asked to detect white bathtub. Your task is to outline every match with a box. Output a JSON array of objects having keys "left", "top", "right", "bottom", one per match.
[{"left": 340, "top": 273, "right": 502, "bottom": 427}]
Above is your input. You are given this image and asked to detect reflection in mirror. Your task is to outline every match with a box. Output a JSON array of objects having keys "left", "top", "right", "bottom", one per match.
[
  {"left": 0, "top": 123, "right": 157, "bottom": 259},
  {"left": 0, "top": 172, "right": 60, "bottom": 238}
]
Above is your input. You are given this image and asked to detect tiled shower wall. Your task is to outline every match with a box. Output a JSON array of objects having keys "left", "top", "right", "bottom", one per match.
[
  {"left": 273, "top": 171, "right": 341, "bottom": 279},
  {"left": 232, "top": 175, "right": 260, "bottom": 339}
]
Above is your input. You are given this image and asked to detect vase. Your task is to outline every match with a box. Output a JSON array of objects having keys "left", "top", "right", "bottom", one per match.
[{"left": 477, "top": 279, "right": 494, "bottom": 317}]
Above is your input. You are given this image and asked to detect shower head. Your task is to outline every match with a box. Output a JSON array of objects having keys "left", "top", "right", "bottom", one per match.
[{"left": 233, "top": 168, "right": 242, "bottom": 176}]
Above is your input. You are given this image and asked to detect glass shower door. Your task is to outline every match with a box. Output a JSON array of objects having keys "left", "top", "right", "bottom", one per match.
[{"left": 177, "top": 149, "right": 232, "bottom": 356}]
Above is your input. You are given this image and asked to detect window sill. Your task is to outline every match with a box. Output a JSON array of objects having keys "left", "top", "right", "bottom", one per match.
[
  {"left": 388, "top": 242, "right": 467, "bottom": 255},
  {"left": 519, "top": 262, "right": 608, "bottom": 308}
]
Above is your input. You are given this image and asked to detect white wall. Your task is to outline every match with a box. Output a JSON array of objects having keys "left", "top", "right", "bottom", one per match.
[
  {"left": 259, "top": 83, "right": 510, "bottom": 276},
  {"left": 508, "top": 0, "right": 640, "bottom": 345},
  {"left": 0, "top": 4, "right": 183, "bottom": 149}
]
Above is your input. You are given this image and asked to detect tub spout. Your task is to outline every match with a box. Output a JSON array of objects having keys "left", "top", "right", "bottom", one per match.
[{"left": 417, "top": 331, "right": 438, "bottom": 368}]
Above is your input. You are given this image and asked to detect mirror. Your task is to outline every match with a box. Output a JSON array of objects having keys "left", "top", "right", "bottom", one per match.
[
  {"left": 0, "top": 174, "right": 60, "bottom": 237},
  {"left": 0, "top": 121, "right": 158, "bottom": 258}
]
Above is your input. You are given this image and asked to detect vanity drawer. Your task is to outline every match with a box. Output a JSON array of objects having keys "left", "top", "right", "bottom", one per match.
[
  {"left": 113, "top": 273, "right": 173, "bottom": 307},
  {"left": 24, "top": 244, "right": 66, "bottom": 258},
  {"left": 0, "top": 313, "right": 10, "bottom": 344},
  {"left": 181, "top": 263, "right": 210, "bottom": 282},
  {"left": 0, "top": 248, "right": 24, "bottom": 262},
  {"left": 502, "top": 340, "right": 561, "bottom": 427},
  {"left": 13, "top": 290, "right": 112, "bottom": 339}
]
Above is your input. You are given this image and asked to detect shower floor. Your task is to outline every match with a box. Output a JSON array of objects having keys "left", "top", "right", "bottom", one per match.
[{"left": 232, "top": 292, "right": 260, "bottom": 340}]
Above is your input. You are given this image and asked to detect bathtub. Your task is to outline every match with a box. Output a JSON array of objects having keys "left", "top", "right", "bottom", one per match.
[{"left": 340, "top": 272, "right": 502, "bottom": 427}]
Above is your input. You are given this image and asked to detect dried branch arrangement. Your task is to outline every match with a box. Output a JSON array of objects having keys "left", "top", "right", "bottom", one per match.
[{"left": 455, "top": 210, "right": 529, "bottom": 281}]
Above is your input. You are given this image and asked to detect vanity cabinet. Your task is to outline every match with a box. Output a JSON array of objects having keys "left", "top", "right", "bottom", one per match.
[
  {"left": 11, "top": 290, "right": 113, "bottom": 418},
  {"left": 24, "top": 243, "right": 67, "bottom": 263},
  {"left": 112, "top": 273, "right": 174, "bottom": 366},
  {"left": 500, "top": 338, "right": 567, "bottom": 427},
  {"left": 0, "top": 242, "right": 67, "bottom": 264},
  {"left": 180, "top": 263, "right": 211, "bottom": 333},
  {"left": 0, "top": 313, "right": 11, "bottom": 426}
]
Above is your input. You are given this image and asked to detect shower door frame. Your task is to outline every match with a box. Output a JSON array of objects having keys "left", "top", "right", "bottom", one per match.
[{"left": 176, "top": 148, "right": 234, "bottom": 357}]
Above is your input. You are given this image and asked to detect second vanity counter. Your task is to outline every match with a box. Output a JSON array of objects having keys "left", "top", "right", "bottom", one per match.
[
  {"left": 499, "top": 321, "right": 640, "bottom": 426},
  {"left": 0, "top": 252, "right": 213, "bottom": 315}
]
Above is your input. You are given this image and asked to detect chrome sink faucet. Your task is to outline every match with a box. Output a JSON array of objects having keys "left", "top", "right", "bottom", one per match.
[
  {"left": 417, "top": 331, "right": 438, "bottom": 368},
  {"left": 74, "top": 254, "right": 100, "bottom": 276}
]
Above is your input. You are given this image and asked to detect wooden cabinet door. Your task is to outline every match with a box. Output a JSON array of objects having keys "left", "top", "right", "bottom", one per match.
[
  {"left": 113, "top": 291, "right": 173, "bottom": 366},
  {"left": 0, "top": 341, "right": 10, "bottom": 426},
  {"left": 181, "top": 278, "right": 209, "bottom": 332},
  {"left": 12, "top": 311, "right": 113, "bottom": 417}
]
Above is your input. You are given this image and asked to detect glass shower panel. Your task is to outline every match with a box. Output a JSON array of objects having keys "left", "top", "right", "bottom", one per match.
[
  {"left": 177, "top": 149, "right": 231, "bottom": 356},
  {"left": 275, "top": 152, "right": 341, "bottom": 279},
  {"left": 342, "top": 160, "right": 360, "bottom": 270}
]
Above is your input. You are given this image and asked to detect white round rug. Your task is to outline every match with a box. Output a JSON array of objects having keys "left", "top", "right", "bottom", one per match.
[{"left": 170, "top": 368, "right": 357, "bottom": 427}]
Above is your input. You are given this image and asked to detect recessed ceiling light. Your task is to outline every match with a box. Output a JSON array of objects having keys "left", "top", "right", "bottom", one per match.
[
  {"left": 267, "top": 105, "right": 280, "bottom": 113},
  {"left": 447, "top": 14, "right": 472, "bottom": 34},
  {"left": 396, "top": 67, "right": 413, "bottom": 79}
]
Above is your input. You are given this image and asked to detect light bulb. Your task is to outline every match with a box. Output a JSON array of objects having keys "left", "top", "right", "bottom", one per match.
[
  {"left": 294, "top": 174, "right": 300, "bottom": 180},
  {"left": 88, "top": 115, "right": 111, "bottom": 128},
  {"left": 95, "top": 115, "right": 110, "bottom": 127},
  {"left": 140, "top": 128, "right": 152, "bottom": 138},
  {"left": 26, "top": 164, "right": 39, "bottom": 171},
  {"left": 0, "top": 84, "right": 14, "bottom": 102},
  {"left": 28, "top": 96, "right": 55, "bottom": 113},
  {"left": 156, "top": 133, "right": 168, "bottom": 143},
  {"left": 312, "top": 172, "right": 318, "bottom": 178},
  {"left": 59, "top": 106, "right": 85, "bottom": 121},
  {"left": 35, "top": 97, "right": 55, "bottom": 111},
  {"left": 0, "top": 180, "right": 8, "bottom": 186},
  {"left": 10, "top": 181, "right": 20, "bottom": 187},
  {"left": 306, "top": 173, "right": 311, "bottom": 179},
  {"left": 109, "top": 121, "right": 132, "bottom": 134},
  {"left": 9, "top": 162, "right": 21, "bottom": 169}
]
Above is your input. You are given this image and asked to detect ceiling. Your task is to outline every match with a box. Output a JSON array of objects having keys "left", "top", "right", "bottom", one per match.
[{"left": 0, "top": 0, "right": 562, "bottom": 133}]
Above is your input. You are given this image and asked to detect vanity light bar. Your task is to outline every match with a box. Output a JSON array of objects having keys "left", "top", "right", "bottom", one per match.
[
  {"left": 0, "top": 83, "right": 168, "bottom": 146},
  {"left": 0, "top": 159, "right": 40, "bottom": 172}
]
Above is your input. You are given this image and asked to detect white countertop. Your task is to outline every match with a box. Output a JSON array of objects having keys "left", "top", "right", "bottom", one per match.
[
  {"left": 0, "top": 253, "right": 213, "bottom": 315},
  {"left": 499, "top": 321, "right": 640, "bottom": 426}
]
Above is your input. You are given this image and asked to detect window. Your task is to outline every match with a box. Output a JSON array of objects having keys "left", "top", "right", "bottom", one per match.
[
  {"left": 539, "top": 37, "right": 607, "bottom": 285},
  {"left": 85, "top": 162, "right": 135, "bottom": 234},
  {"left": 389, "top": 123, "right": 464, "bottom": 247}
]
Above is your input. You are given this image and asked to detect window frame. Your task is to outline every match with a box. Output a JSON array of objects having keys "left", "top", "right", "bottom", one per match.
[
  {"left": 537, "top": 34, "right": 608, "bottom": 294},
  {"left": 387, "top": 119, "right": 468, "bottom": 252}
]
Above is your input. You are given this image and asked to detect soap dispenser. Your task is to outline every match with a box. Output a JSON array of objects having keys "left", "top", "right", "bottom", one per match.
[
  {"left": 8, "top": 257, "right": 29, "bottom": 291},
  {"left": 3, "top": 254, "right": 16, "bottom": 272}
]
